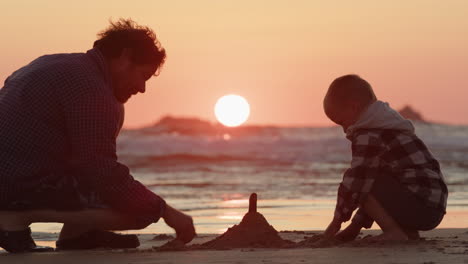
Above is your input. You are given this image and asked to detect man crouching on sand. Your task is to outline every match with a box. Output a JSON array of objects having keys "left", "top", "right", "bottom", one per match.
[
  {"left": 0, "top": 19, "right": 195, "bottom": 253},
  {"left": 321, "top": 75, "right": 447, "bottom": 243}
]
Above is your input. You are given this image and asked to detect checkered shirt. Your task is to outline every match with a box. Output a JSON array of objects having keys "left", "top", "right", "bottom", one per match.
[
  {"left": 0, "top": 48, "right": 166, "bottom": 221},
  {"left": 334, "top": 128, "right": 448, "bottom": 227}
]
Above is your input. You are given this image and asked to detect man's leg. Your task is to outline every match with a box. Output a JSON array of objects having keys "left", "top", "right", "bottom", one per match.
[
  {"left": 1, "top": 204, "right": 195, "bottom": 250},
  {"left": 0, "top": 209, "right": 152, "bottom": 240},
  {"left": 0, "top": 211, "right": 31, "bottom": 231},
  {"left": 361, "top": 194, "right": 408, "bottom": 241}
]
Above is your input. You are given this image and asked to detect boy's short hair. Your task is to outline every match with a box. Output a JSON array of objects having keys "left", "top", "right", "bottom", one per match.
[
  {"left": 324, "top": 74, "right": 376, "bottom": 120},
  {"left": 93, "top": 18, "right": 166, "bottom": 76}
]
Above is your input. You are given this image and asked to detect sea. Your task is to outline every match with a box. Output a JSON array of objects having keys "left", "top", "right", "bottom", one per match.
[{"left": 32, "top": 117, "right": 468, "bottom": 235}]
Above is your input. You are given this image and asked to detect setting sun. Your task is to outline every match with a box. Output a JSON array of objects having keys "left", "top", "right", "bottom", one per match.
[{"left": 214, "top": 94, "right": 250, "bottom": 127}]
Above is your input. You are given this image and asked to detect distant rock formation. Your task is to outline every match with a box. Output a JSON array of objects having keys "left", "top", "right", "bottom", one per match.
[
  {"left": 156, "top": 116, "right": 214, "bottom": 135},
  {"left": 142, "top": 115, "right": 279, "bottom": 138},
  {"left": 398, "top": 105, "right": 425, "bottom": 122}
]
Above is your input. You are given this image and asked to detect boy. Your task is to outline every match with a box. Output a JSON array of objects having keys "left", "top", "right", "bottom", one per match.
[{"left": 322, "top": 75, "right": 447, "bottom": 242}]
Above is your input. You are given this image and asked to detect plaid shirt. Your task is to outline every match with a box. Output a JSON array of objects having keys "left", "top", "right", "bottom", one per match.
[
  {"left": 0, "top": 49, "right": 165, "bottom": 221},
  {"left": 334, "top": 128, "right": 448, "bottom": 227}
]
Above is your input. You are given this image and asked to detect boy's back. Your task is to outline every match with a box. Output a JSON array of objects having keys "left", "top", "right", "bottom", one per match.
[{"left": 337, "top": 101, "right": 448, "bottom": 223}]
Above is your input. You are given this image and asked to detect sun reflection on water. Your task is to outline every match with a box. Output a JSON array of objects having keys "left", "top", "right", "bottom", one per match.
[
  {"left": 217, "top": 213, "right": 243, "bottom": 220},
  {"left": 222, "top": 199, "right": 248, "bottom": 207}
]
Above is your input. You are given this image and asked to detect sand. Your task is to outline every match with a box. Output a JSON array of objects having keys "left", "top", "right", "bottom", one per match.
[
  {"left": 2, "top": 193, "right": 467, "bottom": 263},
  {"left": 1, "top": 228, "right": 467, "bottom": 264}
]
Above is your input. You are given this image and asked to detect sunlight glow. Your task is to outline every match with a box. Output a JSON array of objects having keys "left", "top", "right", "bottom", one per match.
[
  {"left": 214, "top": 95, "right": 250, "bottom": 127},
  {"left": 217, "top": 213, "right": 243, "bottom": 220}
]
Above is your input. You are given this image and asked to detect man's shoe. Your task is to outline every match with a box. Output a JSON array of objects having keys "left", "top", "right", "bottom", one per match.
[
  {"left": 0, "top": 228, "right": 54, "bottom": 253},
  {"left": 56, "top": 230, "right": 140, "bottom": 250}
]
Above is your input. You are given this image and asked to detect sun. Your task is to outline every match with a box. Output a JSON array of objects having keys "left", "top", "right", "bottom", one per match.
[{"left": 214, "top": 94, "right": 250, "bottom": 127}]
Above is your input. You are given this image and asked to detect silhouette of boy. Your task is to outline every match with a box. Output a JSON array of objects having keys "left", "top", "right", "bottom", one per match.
[{"left": 322, "top": 74, "right": 447, "bottom": 242}]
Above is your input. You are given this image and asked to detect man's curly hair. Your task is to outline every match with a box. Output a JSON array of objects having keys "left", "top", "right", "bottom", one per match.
[{"left": 94, "top": 18, "right": 166, "bottom": 76}]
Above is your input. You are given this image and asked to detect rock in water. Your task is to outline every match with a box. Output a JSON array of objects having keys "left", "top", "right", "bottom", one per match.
[
  {"left": 398, "top": 105, "right": 425, "bottom": 122},
  {"left": 201, "top": 193, "right": 293, "bottom": 249}
]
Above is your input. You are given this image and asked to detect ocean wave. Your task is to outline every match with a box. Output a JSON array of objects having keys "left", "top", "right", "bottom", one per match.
[
  {"left": 175, "top": 203, "right": 323, "bottom": 213},
  {"left": 121, "top": 153, "right": 287, "bottom": 168},
  {"left": 146, "top": 182, "right": 239, "bottom": 188},
  {"left": 119, "top": 121, "right": 468, "bottom": 165}
]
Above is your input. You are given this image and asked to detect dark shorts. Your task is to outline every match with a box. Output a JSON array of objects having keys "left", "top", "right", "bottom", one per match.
[
  {"left": 1, "top": 175, "right": 163, "bottom": 227},
  {"left": 370, "top": 173, "right": 445, "bottom": 231},
  {"left": 1, "top": 175, "right": 110, "bottom": 211}
]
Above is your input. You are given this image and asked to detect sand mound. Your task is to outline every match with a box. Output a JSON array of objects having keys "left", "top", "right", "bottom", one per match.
[
  {"left": 201, "top": 193, "right": 293, "bottom": 249},
  {"left": 201, "top": 211, "right": 292, "bottom": 249},
  {"left": 155, "top": 193, "right": 293, "bottom": 251}
]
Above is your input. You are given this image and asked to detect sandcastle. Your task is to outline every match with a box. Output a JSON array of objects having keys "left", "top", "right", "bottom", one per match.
[
  {"left": 156, "top": 193, "right": 293, "bottom": 251},
  {"left": 201, "top": 193, "right": 293, "bottom": 249}
]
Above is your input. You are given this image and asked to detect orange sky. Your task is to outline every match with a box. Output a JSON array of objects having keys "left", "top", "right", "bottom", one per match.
[{"left": 1, "top": 0, "right": 467, "bottom": 128}]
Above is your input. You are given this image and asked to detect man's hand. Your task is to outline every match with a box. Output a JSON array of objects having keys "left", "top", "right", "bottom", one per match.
[
  {"left": 323, "top": 217, "right": 342, "bottom": 239},
  {"left": 334, "top": 221, "right": 362, "bottom": 242},
  {"left": 162, "top": 204, "right": 196, "bottom": 244}
]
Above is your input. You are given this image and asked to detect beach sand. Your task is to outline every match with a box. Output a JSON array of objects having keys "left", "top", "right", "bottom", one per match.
[{"left": 1, "top": 228, "right": 467, "bottom": 264}]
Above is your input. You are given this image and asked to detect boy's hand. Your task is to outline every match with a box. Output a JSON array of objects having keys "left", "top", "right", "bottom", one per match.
[
  {"left": 335, "top": 221, "right": 362, "bottom": 242},
  {"left": 323, "top": 217, "right": 342, "bottom": 239},
  {"left": 162, "top": 204, "right": 196, "bottom": 244}
]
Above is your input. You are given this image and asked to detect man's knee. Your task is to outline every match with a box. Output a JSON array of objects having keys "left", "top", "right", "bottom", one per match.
[
  {"left": 64, "top": 209, "right": 154, "bottom": 230},
  {"left": 123, "top": 215, "right": 154, "bottom": 230}
]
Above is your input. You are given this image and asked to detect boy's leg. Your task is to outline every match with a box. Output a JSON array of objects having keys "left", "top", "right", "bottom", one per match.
[
  {"left": 403, "top": 229, "right": 420, "bottom": 240},
  {"left": 358, "top": 173, "right": 445, "bottom": 241},
  {"left": 361, "top": 194, "right": 408, "bottom": 241}
]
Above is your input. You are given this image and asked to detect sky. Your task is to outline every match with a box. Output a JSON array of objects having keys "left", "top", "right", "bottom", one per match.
[{"left": 1, "top": 0, "right": 467, "bottom": 128}]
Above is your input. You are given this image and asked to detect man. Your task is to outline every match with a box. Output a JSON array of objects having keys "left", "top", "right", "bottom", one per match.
[{"left": 0, "top": 19, "right": 195, "bottom": 253}]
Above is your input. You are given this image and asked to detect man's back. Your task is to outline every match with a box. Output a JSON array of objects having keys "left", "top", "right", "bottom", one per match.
[{"left": 0, "top": 50, "right": 122, "bottom": 204}]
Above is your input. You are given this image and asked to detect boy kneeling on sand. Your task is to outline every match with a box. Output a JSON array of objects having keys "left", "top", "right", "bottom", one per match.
[{"left": 322, "top": 74, "right": 448, "bottom": 242}]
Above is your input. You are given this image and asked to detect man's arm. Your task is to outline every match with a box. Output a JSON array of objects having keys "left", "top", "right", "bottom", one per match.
[{"left": 162, "top": 204, "right": 196, "bottom": 243}]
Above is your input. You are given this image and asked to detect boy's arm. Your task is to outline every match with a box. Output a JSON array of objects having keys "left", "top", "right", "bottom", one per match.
[
  {"left": 351, "top": 209, "right": 374, "bottom": 228},
  {"left": 333, "top": 209, "right": 374, "bottom": 242},
  {"left": 324, "top": 217, "right": 342, "bottom": 238},
  {"left": 334, "top": 131, "right": 382, "bottom": 223}
]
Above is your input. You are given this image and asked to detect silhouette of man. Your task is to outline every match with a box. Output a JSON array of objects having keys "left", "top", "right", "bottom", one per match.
[{"left": 0, "top": 19, "right": 195, "bottom": 253}]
